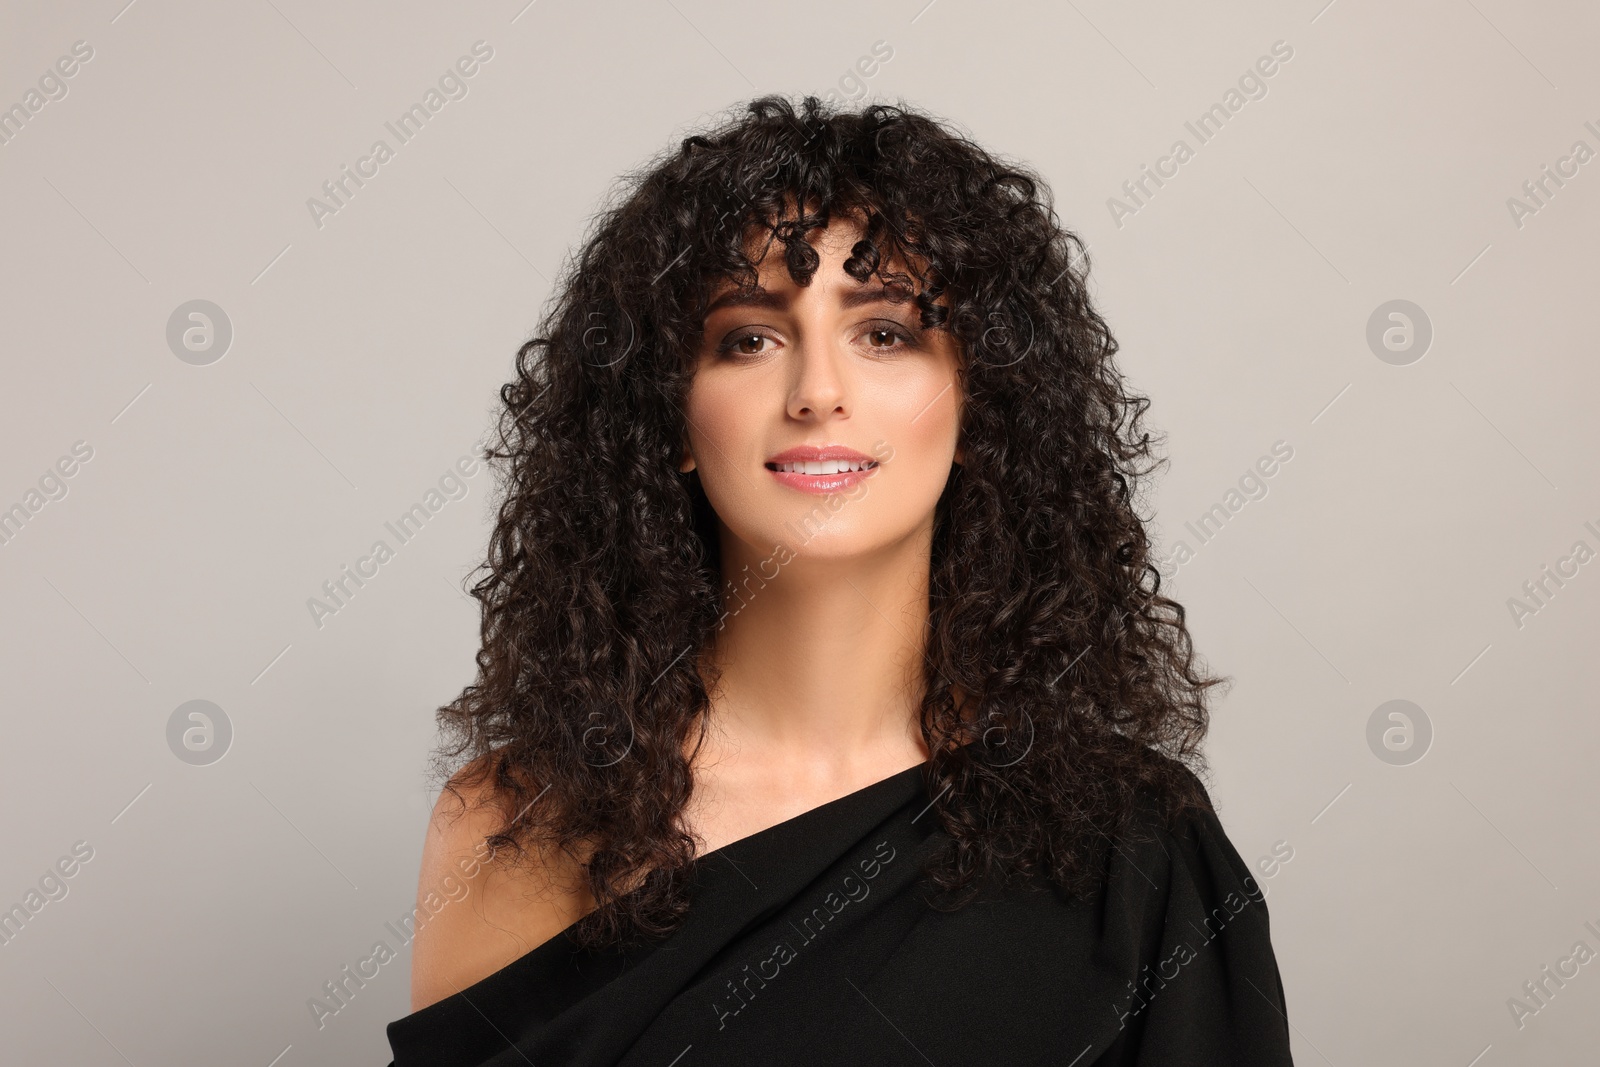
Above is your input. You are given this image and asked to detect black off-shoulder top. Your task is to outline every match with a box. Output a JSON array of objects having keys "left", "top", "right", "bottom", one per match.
[{"left": 385, "top": 751, "right": 1295, "bottom": 1066}]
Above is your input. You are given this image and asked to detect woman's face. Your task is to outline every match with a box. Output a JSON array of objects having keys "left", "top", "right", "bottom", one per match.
[{"left": 681, "top": 213, "right": 965, "bottom": 564}]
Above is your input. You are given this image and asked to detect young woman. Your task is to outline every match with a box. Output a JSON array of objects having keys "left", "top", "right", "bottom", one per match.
[{"left": 385, "top": 95, "right": 1295, "bottom": 1066}]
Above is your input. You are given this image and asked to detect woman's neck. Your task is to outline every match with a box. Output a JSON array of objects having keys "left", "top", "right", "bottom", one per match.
[{"left": 696, "top": 526, "right": 939, "bottom": 771}]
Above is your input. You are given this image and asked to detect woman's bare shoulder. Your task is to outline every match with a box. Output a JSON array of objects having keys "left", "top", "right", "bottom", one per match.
[{"left": 407, "top": 757, "right": 595, "bottom": 1013}]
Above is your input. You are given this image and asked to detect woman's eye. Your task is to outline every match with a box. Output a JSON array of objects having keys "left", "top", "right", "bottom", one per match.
[
  {"left": 716, "top": 332, "right": 772, "bottom": 358},
  {"left": 864, "top": 325, "right": 915, "bottom": 351}
]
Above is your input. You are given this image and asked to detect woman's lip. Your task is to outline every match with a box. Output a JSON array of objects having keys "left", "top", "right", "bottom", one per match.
[
  {"left": 766, "top": 447, "right": 876, "bottom": 465},
  {"left": 766, "top": 464, "right": 878, "bottom": 495}
]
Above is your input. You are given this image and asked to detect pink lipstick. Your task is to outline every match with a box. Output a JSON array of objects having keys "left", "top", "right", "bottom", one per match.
[{"left": 765, "top": 445, "right": 880, "bottom": 495}]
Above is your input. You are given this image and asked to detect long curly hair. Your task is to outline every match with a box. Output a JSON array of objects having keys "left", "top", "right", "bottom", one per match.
[{"left": 430, "top": 93, "right": 1227, "bottom": 952}]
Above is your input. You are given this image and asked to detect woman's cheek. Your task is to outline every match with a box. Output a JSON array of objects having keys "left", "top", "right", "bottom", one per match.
[
  {"left": 687, "top": 378, "right": 750, "bottom": 465},
  {"left": 898, "top": 384, "right": 961, "bottom": 458},
  {"left": 687, "top": 390, "right": 771, "bottom": 530}
]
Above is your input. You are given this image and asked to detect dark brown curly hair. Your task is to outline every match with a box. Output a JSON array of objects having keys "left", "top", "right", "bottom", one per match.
[{"left": 429, "top": 93, "right": 1227, "bottom": 952}]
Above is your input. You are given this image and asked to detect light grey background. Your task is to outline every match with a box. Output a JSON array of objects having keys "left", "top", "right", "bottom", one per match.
[{"left": 2, "top": 0, "right": 1596, "bottom": 1064}]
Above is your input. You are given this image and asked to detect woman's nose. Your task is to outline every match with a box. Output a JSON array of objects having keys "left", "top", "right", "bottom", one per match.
[{"left": 786, "top": 337, "right": 850, "bottom": 420}]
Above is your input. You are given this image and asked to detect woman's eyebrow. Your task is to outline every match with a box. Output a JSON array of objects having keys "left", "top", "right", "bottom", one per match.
[{"left": 703, "top": 282, "right": 912, "bottom": 316}]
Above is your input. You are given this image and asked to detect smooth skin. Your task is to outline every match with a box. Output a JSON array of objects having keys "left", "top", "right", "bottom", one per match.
[{"left": 409, "top": 207, "right": 969, "bottom": 1013}]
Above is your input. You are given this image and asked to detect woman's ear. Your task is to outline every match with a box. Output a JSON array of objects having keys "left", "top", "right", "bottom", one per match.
[{"left": 679, "top": 447, "right": 696, "bottom": 473}]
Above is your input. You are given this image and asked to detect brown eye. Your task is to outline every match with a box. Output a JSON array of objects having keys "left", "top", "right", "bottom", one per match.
[
  {"left": 863, "top": 324, "right": 915, "bottom": 351},
  {"left": 716, "top": 332, "right": 773, "bottom": 359}
]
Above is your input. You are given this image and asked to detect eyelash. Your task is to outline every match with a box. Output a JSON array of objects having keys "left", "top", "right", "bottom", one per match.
[{"left": 714, "top": 323, "right": 918, "bottom": 361}]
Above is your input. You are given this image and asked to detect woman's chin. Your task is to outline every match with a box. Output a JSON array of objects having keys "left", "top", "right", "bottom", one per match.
[{"left": 765, "top": 533, "right": 898, "bottom": 566}]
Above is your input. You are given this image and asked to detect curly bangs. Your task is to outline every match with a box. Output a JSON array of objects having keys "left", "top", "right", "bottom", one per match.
[{"left": 432, "top": 93, "right": 1225, "bottom": 950}]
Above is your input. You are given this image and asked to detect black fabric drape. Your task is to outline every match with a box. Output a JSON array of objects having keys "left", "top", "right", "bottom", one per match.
[{"left": 386, "top": 755, "right": 1295, "bottom": 1066}]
